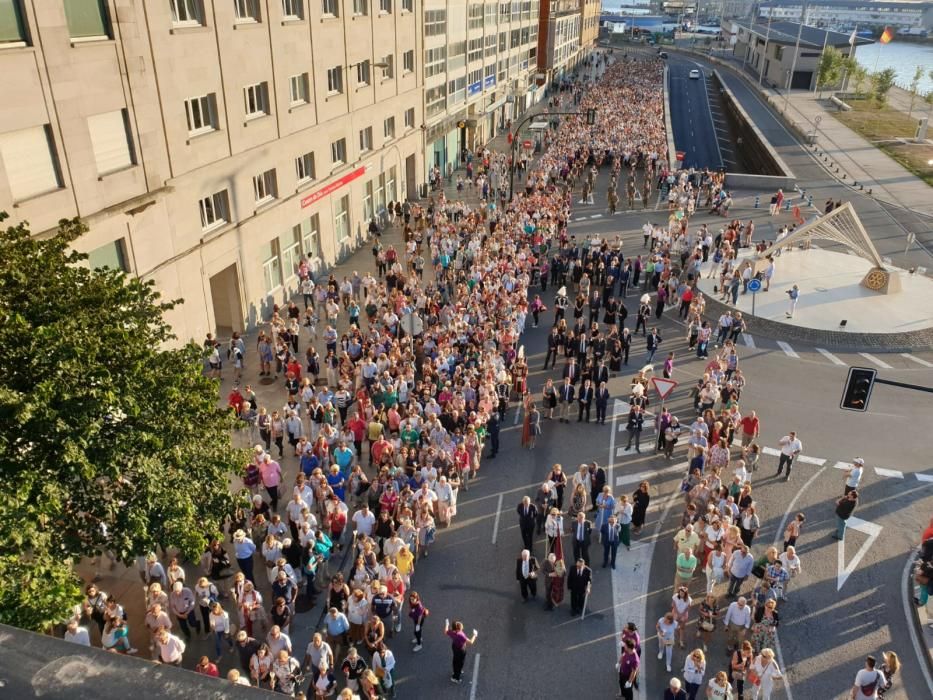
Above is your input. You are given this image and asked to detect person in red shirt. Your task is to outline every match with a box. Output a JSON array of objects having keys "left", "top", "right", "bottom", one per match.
[
  {"left": 194, "top": 656, "right": 219, "bottom": 677},
  {"left": 740, "top": 410, "right": 760, "bottom": 447},
  {"left": 227, "top": 386, "right": 245, "bottom": 417},
  {"left": 346, "top": 412, "right": 367, "bottom": 458},
  {"left": 920, "top": 515, "right": 933, "bottom": 545}
]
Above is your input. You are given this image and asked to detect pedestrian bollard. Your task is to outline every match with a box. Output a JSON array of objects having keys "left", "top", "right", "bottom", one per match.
[
  {"left": 754, "top": 195, "right": 760, "bottom": 208},
  {"left": 807, "top": 195, "right": 813, "bottom": 207}
]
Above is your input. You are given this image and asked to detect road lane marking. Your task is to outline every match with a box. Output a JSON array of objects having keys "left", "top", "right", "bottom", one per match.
[
  {"left": 590, "top": 214, "right": 603, "bottom": 219},
  {"left": 743, "top": 334, "right": 756, "bottom": 348},
  {"left": 832, "top": 461, "right": 853, "bottom": 470},
  {"left": 915, "top": 473, "right": 933, "bottom": 483},
  {"left": 901, "top": 353, "right": 933, "bottom": 367},
  {"left": 490, "top": 493, "right": 503, "bottom": 545},
  {"left": 858, "top": 352, "right": 893, "bottom": 369},
  {"left": 796, "top": 455, "right": 826, "bottom": 465},
  {"left": 616, "top": 462, "right": 685, "bottom": 487},
  {"left": 777, "top": 341, "right": 799, "bottom": 358},
  {"left": 761, "top": 446, "right": 781, "bottom": 456},
  {"left": 816, "top": 348, "right": 846, "bottom": 366},
  {"left": 469, "top": 653, "right": 481, "bottom": 700},
  {"left": 837, "top": 516, "right": 882, "bottom": 590},
  {"left": 874, "top": 467, "right": 904, "bottom": 479}
]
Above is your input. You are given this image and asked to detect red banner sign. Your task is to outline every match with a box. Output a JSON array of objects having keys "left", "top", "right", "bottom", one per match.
[{"left": 301, "top": 165, "right": 367, "bottom": 209}]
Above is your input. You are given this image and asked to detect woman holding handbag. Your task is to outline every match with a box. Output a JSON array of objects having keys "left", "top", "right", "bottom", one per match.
[
  {"left": 747, "top": 648, "right": 782, "bottom": 700},
  {"left": 696, "top": 593, "right": 720, "bottom": 651}
]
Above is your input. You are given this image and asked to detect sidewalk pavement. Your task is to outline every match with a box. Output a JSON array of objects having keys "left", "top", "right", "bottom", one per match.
[{"left": 785, "top": 92, "right": 933, "bottom": 215}]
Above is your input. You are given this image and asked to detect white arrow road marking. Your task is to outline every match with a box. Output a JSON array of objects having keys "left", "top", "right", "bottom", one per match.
[
  {"left": 837, "top": 516, "right": 883, "bottom": 591},
  {"left": 816, "top": 348, "right": 846, "bottom": 366},
  {"left": 858, "top": 352, "right": 893, "bottom": 369}
]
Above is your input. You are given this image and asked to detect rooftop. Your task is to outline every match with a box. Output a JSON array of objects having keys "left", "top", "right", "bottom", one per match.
[{"left": 732, "top": 19, "right": 876, "bottom": 47}]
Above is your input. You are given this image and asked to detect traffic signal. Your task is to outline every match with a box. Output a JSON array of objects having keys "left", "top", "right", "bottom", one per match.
[
  {"left": 586, "top": 108, "right": 596, "bottom": 125},
  {"left": 840, "top": 367, "right": 877, "bottom": 412}
]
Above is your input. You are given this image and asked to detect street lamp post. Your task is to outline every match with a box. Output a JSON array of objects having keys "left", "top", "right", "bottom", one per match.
[{"left": 507, "top": 109, "right": 596, "bottom": 201}]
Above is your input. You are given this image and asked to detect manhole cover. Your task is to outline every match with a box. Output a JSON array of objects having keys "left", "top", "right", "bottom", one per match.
[{"left": 259, "top": 376, "right": 277, "bottom": 385}]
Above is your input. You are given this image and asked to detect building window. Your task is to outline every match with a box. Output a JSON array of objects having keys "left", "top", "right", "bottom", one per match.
[
  {"left": 468, "top": 37, "right": 482, "bottom": 62},
  {"left": 261, "top": 239, "right": 282, "bottom": 293},
  {"left": 64, "top": 0, "right": 110, "bottom": 40},
  {"left": 334, "top": 194, "right": 350, "bottom": 242},
  {"left": 404, "top": 107, "right": 415, "bottom": 129},
  {"left": 425, "top": 47, "right": 446, "bottom": 78},
  {"left": 381, "top": 55, "right": 394, "bottom": 79},
  {"left": 244, "top": 82, "right": 269, "bottom": 119},
  {"left": 424, "top": 9, "right": 445, "bottom": 36},
  {"left": 87, "top": 238, "right": 130, "bottom": 272},
  {"left": 280, "top": 227, "right": 301, "bottom": 280},
  {"left": 234, "top": 0, "right": 261, "bottom": 22},
  {"left": 199, "top": 189, "right": 230, "bottom": 230},
  {"left": 375, "top": 173, "right": 385, "bottom": 211},
  {"left": 356, "top": 60, "right": 370, "bottom": 86},
  {"left": 169, "top": 0, "right": 203, "bottom": 27},
  {"left": 403, "top": 50, "right": 414, "bottom": 74},
  {"left": 252, "top": 168, "right": 277, "bottom": 204},
  {"left": 425, "top": 84, "right": 446, "bottom": 117},
  {"left": 468, "top": 3, "right": 483, "bottom": 30},
  {"left": 448, "top": 76, "right": 466, "bottom": 104},
  {"left": 184, "top": 93, "right": 217, "bottom": 136},
  {"left": 359, "top": 126, "right": 373, "bottom": 152},
  {"left": 300, "top": 214, "right": 320, "bottom": 259},
  {"left": 386, "top": 166, "right": 397, "bottom": 203},
  {"left": 326, "top": 66, "right": 343, "bottom": 94},
  {"left": 331, "top": 138, "right": 347, "bottom": 166},
  {"left": 401, "top": 0, "right": 412, "bottom": 11},
  {"left": 362, "top": 180, "right": 374, "bottom": 222},
  {"left": 296, "top": 152, "right": 315, "bottom": 183},
  {"left": 0, "top": 0, "right": 28, "bottom": 45},
  {"left": 87, "top": 109, "right": 135, "bottom": 176},
  {"left": 0, "top": 125, "right": 62, "bottom": 202},
  {"left": 281, "top": 0, "right": 303, "bottom": 19},
  {"left": 378, "top": 0, "right": 391, "bottom": 13},
  {"left": 321, "top": 0, "right": 338, "bottom": 17},
  {"left": 289, "top": 73, "right": 309, "bottom": 105},
  {"left": 383, "top": 116, "right": 395, "bottom": 140},
  {"left": 352, "top": 0, "right": 367, "bottom": 15}
]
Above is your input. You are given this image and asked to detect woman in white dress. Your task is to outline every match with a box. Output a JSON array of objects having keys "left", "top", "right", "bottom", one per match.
[
  {"left": 748, "top": 648, "right": 783, "bottom": 700},
  {"left": 705, "top": 541, "right": 727, "bottom": 595},
  {"left": 671, "top": 587, "right": 693, "bottom": 649},
  {"left": 656, "top": 612, "right": 679, "bottom": 673}
]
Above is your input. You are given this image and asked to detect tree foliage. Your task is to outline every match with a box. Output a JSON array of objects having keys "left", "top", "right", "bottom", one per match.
[
  {"left": 816, "top": 46, "right": 846, "bottom": 96},
  {"left": 0, "top": 214, "right": 243, "bottom": 632},
  {"left": 871, "top": 68, "right": 897, "bottom": 106}
]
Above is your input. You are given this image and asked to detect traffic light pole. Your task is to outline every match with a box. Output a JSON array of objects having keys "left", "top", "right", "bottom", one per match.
[
  {"left": 507, "top": 109, "right": 594, "bottom": 202},
  {"left": 873, "top": 378, "right": 933, "bottom": 394},
  {"left": 840, "top": 365, "right": 933, "bottom": 411}
]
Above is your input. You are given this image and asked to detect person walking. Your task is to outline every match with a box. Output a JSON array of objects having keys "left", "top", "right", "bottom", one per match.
[
  {"left": 656, "top": 612, "right": 678, "bottom": 673},
  {"left": 723, "top": 596, "right": 752, "bottom": 655},
  {"left": 625, "top": 405, "right": 645, "bottom": 453},
  {"left": 517, "top": 496, "right": 537, "bottom": 552},
  {"left": 775, "top": 431, "right": 802, "bottom": 481},
  {"left": 727, "top": 544, "right": 755, "bottom": 597},
  {"left": 601, "top": 515, "right": 621, "bottom": 569},
  {"left": 785, "top": 284, "right": 799, "bottom": 318},
  {"left": 682, "top": 648, "right": 707, "bottom": 700},
  {"left": 877, "top": 651, "right": 900, "bottom": 699},
  {"left": 748, "top": 648, "right": 782, "bottom": 700},
  {"left": 567, "top": 558, "right": 592, "bottom": 616},
  {"left": 617, "top": 637, "right": 640, "bottom": 700},
  {"left": 443, "top": 619, "right": 478, "bottom": 684},
  {"left": 595, "top": 381, "right": 611, "bottom": 424},
  {"left": 571, "top": 511, "right": 593, "bottom": 565},
  {"left": 407, "top": 591, "right": 429, "bottom": 653},
  {"left": 845, "top": 458, "right": 865, "bottom": 495},
  {"left": 645, "top": 328, "right": 663, "bottom": 364},
  {"left": 833, "top": 489, "right": 859, "bottom": 541},
  {"left": 850, "top": 654, "right": 887, "bottom": 699},
  {"left": 516, "top": 549, "right": 540, "bottom": 601}
]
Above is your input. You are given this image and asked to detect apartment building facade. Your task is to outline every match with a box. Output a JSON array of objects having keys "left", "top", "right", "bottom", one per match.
[
  {"left": 537, "top": 0, "right": 584, "bottom": 85},
  {"left": 0, "top": 0, "right": 423, "bottom": 341},
  {"left": 580, "top": 0, "right": 601, "bottom": 48},
  {"left": 422, "top": 0, "right": 544, "bottom": 177}
]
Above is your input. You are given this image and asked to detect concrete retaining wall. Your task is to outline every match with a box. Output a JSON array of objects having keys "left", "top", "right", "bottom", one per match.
[{"left": 663, "top": 66, "right": 677, "bottom": 170}]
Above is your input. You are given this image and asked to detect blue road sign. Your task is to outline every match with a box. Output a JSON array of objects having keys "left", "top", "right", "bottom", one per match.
[{"left": 747, "top": 278, "right": 762, "bottom": 292}]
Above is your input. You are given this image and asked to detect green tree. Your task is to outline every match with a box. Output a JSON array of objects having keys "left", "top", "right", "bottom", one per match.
[
  {"left": 871, "top": 67, "right": 897, "bottom": 106},
  {"left": 908, "top": 65, "right": 924, "bottom": 117},
  {"left": 0, "top": 214, "right": 243, "bottom": 632},
  {"left": 816, "top": 46, "right": 845, "bottom": 97},
  {"left": 845, "top": 60, "right": 869, "bottom": 98}
]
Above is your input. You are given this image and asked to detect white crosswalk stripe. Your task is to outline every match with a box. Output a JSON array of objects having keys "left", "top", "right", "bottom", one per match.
[
  {"left": 743, "top": 334, "right": 756, "bottom": 349},
  {"left": 858, "top": 352, "right": 893, "bottom": 370},
  {"left": 776, "top": 341, "right": 799, "bottom": 358},
  {"left": 796, "top": 455, "right": 826, "bottom": 465},
  {"left": 916, "top": 474, "right": 933, "bottom": 483},
  {"left": 901, "top": 353, "right": 933, "bottom": 368},
  {"left": 761, "top": 446, "right": 781, "bottom": 456},
  {"left": 832, "top": 461, "right": 853, "bottom": 471},
  {"left": 816, "top": 348, "right": 846, "bottom": 366},
  {"left": 874, "top": 467, "right": 904, "bottom": 479}
]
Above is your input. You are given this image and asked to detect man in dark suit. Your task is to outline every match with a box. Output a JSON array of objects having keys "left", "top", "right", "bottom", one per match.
[
  {"left": 593, "top": 359, "right": 610, "bottom": 387},
  {"left": 594, "top": 381, "right": 611, "bottom": 424},
  {"left": 576, "top": 331, "right": 589, "bottom": 361},
  {"left": 577, "top": 379, "right": 594, "bottom": 423},
  {"left": 626, "top": 405, "right": 645, "bottom": 453},
  {"left": 567, "top": 558, "right": 592, "bottom": 616},
  {"left": 558, "top": 376, "right": 575, "bottom": 423},
  {"left": 591, "top": 331, "right": 606, "bottom": 364},
  {"left": 486, "top": 411, "right": 500, "bottom": 458},
  {"left": 571, "top": 512, "right": 592, "bottom": 565},
  {"left": 601, "top": 515, "right": 622, "bottom": 569},
  {"left": 645, "top": 327, "right": 663, "bottom": 364},
  {"left": 562, "top": 356, "right": 579, "bottom": 385},
  {"left": 516, "top": 496, "right": 537, "bottom": 551},
  {"left": 515, "top": 549, "right": 539, "bottom": 601},
  {"left": 588, "top": 462, "right": 607, "bottom": 512},
  {"left": 543, "top": 327, "right": 560, "bottom": 369}
]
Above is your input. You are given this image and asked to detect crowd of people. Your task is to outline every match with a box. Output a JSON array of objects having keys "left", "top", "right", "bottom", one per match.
[{"left": 58, "top": 46, "right": 910, "bottom": 700}]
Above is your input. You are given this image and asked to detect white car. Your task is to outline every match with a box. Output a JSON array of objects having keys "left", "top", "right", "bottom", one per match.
[{"left": 689, "top": 69, "right": 701, "bottom": 80}]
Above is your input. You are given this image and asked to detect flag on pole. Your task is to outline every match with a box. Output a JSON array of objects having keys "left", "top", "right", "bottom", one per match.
[
  {"left": 879, "top": 26, "right": 894, "bottom": 44},
  {"left": 848, "top": 29, "right": 857, "bottom": 46}
]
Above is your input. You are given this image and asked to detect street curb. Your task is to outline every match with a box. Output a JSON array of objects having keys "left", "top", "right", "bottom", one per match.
[
  {"left": 663, "top": 65, "right": 677, "bottom": 171},
  {"left": 904, "top": 551, "right": 933, "bottom": 688},
  {"left": 699, "top": 291, "right": 933, "bottom": 352}
]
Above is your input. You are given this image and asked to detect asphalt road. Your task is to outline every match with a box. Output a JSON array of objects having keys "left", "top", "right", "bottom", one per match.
[{"left": 668, "top": 56, "right": 723, "bottom": 172}]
